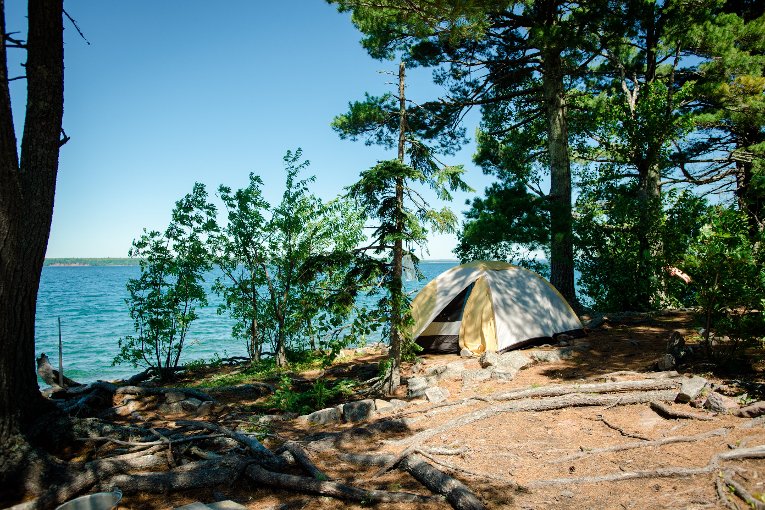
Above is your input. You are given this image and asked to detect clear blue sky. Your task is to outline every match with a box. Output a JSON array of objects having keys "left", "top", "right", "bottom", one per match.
[{"left": 6, "top": 1, "right": 493, "bottom": 260}]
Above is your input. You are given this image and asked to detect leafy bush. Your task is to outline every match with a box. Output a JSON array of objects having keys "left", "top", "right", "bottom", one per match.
[
  {"left": 684, "top": 207, "right": 765, "bottom": 359},
  {"left": 266, "top": 375, "right": 357, "bottom": 415}
]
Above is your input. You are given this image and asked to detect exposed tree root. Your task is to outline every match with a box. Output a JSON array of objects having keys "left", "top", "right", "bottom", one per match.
[
  {"left": 528, "top": 445, "right": 765, "bottom": 488},
  {"left": 650, "top": 401, "right": 714, "bottom": 421},
  {"left": 550, "top": 428, "right": 730, "bottom": 463},
  {"left": 245, "top": 464, "right": 435, "bottom": 504},
  {"left": 596, "top": 414, "right": 652, "bottom": 440},
  {"left": 720, "top": 470, "right": 765, "bottom": 510},
  {"left": 339, "top": 452, "right": 488, "bottom": 510},
  {"left": 391, "top": 389, "right": 679, "bottom": 447}
]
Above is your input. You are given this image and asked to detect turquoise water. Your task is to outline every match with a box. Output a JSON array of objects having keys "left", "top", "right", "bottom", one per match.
[{"left": 34, "top": 261, "right": 458, "bottom": 384}]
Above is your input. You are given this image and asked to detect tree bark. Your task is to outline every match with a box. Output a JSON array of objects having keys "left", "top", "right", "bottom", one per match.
[
  {"left": 541, "top": 45, "right": 577, "bottom": 309},
  {"left": 0, "top": 0, "right": 65, "bottom": 488}
]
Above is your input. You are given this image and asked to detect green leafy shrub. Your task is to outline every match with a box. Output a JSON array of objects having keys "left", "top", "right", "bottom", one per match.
[{"left": 266, "top": 376, "right": 357, "bottom": 415}]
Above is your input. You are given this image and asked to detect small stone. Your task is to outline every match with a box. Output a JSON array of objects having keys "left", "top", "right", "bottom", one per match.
[
  {"left": 530, "top": 349, "right": 572, "bottom": 363},
  {"left": 343, "top": 399, "right": 376, "bottom": 422},
  {"left": 165, "top": 391, "right": 186, "bottom": 404},
  {"left": 425, "top": 387, "right": 449, "bottom": 403},
  {"left": 374, "top": 399, "right": 394, "bottom": 412},
  {"left": 460, "top": 348, "right": 474, "bottom": 358},
  {"left": 656, "top": 353, "right": 676, "bottom": 371},
  {"left": 560, "top": 490, "right": 575, "bottom": 499},
  {"left": 676, "top": 376, "right": 708, "bottom": 403},
  {"left": 704, "top": 392, "right": 740, "bottom": 414},
  {"left": 159, "top": 401, "right": 185, "bottom": 414},
  {"left": 500, "top": 351, "right": 532, "bottom": 370},
  {"left": 302, "top": 406, "right": 341, "bottom": 425}
]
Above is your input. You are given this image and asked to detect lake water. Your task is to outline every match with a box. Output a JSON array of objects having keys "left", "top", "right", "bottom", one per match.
[{"left": 35, "top": 261, "right": 458, "bottom": 383}]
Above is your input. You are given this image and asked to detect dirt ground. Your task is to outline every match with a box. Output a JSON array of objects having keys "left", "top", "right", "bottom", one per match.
[{"left": 110, "top": 311, "right": 765, "bottom": 510}]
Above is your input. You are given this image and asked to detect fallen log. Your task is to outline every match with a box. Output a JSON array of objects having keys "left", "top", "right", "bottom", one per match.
[
  {"left": 115, "top": 385, "right": 212, "bottom": 401},
  {"left": 245, "top": 464, "right": 434, "bottom": 504},
  {"left": 493, "top": 378, "right": 680, "bottom": 401},
  {"left": 278, "top": 441, "right": 328, "bottom": 480}
]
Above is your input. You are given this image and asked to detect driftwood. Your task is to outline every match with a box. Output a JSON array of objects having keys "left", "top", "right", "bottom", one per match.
[
  {"left": 36, "top": 353, "right": 83, "bottom": 389},
  {"left": 649, "top": 401, "right": 714, "bottom": 421}
]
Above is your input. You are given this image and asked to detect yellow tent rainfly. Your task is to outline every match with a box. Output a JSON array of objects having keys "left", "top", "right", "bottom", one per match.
[{"left": 411, "top": 261, "right": 583, "bottom": 354}]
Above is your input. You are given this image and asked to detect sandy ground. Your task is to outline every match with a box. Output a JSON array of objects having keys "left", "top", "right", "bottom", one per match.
[{"left": 111, "top": 311, "right": 765, "bottom": 510}]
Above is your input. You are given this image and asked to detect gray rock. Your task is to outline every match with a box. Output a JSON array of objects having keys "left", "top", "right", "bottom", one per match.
[
  {"left": 676, "top": 376, "right": 708, "bottom": 403},
  {"left": 531, "top": 348, "right": 573, "bottom": 363},
  {"left": 406, "top": 376, "right": 436, "bottom": 397},
  {"left": 492, "top": 367, "right": 518, "bottom": 381},
  {"left": 181, "top": 398, "right": 202, "bottom": 411},
  {"left": 425, "top": 387, "right": 449, "bottom": 403},
  {"left": 302, "top": 406, "right": 341, "bottom": 425},
  {"left": 374, "top": 399, "right": 394, "bottom": 412},
  {"left": 343, "top": 399, "right": 376, "bottom": 422},
  {"left": 115, "top": 400, "right": 142, "bottom": 417},
  {"left": 165, "top": 391, "right": 186, "bottom": 404},
  {"left": 704, "top": 392, "right": 740, "bottom": 414},
  {"left": 159, "top": 401, "right": 185, "bottom": 414},
  {"left": 389, "top": 398, "right": 409, "bottom": 409},
  {"left": 442, "top": 361, "right": 467, "bottom": 380},
  {"left": 461, "top": 369, "right": 492, "bottom": 387},
  {"left": 478, "top": 351, "right": 502, "bottom": 368},
  {"left": 500, "top": 351, "right": 532, "bottom": 370},
  {"left": 656, "top": 353, "right": 676, "bottom": 371},
  {"left": 560, "top": 490, "right": 575, "bottom": 499},
  {"left": 207, "top": 501, "right": 249, "bottom": 510},
  {"left": 196, "top": 400, "right": 215, "bottom": 416},
  {"left": 460, "top": 348, "right": 474, "bottom": 358},
  {"left": 572, "top": 341, "right": 591, "bottom": 352},
  {"left": 424, "top": 364, "right": 448, "bottom": 377}
]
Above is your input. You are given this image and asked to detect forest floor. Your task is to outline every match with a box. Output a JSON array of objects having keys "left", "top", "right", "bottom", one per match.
[{"left": 50, "top": 311, "right": 765, "bottom": 510}]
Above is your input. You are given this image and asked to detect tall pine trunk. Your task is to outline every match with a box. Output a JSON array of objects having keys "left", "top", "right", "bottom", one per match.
[
  {"left": 541, "top": 47, "right": 577, "bottom": 309},
  {"left": 0, "top": 0, "right": 65, "bottom": 485}
]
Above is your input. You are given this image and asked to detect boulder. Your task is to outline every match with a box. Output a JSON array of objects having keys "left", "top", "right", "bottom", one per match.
[
  {"left": 424, "top": 387, "right": 450, "bottom": 403},
  {"left": 424, "top": 364, "right": 448, "bottom": 378},
  {"left": 302, "top": 406, "right": 341, "bottom": 425},
  {"left": 196, "top": 400, "right": 215, "bottom": 416},
  {"left": 159, "top": 401, "right": 185, "bottom": 415},
  {"left": 343, "top": 399, "right": 376, "bottom": 422},
  {"left": 704, "top": 392, "right": 740, "bottom": 414},
  {"left": 181, "top": 398, "right": 202, "bottom": 411},
  {"left": 501, "top": 351, "right": 532, "bottom": 370},
  {"left": 388, "top": 398, "right": 409, "bottom": 409},
  {"left": 478, "top": 351, "right": 502, "bottom": 369},
  {"left": 676, "top": 376, "right": 708, "bottom": 403},
  {"left": 114, "top": 399, "right": 143, "bottom": 417},
  {"left": 530, "top": 348, "right": 573, "bottom": 363}
]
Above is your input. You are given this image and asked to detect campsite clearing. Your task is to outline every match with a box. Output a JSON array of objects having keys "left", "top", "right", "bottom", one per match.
[{"left": 79, "top": 310, "right": 765, "bottom": 509}]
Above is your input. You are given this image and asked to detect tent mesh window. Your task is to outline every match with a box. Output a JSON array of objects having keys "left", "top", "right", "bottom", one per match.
[{"left": 415, "top": 283, "right": 474, "bottom": 353}]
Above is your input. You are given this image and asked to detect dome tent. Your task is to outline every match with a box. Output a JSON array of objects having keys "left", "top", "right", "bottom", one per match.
[{"left": 411, "top": 261, "right": 583, "bottom": 354}]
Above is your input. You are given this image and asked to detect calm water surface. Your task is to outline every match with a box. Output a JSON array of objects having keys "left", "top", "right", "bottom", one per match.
[{"left": 35, "top": 262, "right": 458, "bottom": 383}]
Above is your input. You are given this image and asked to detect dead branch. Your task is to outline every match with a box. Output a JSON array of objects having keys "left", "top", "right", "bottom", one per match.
[
  {"left": 417, "top": 449, "right": 511, "bottom": 483},
  {"left": 650, "top": 401, "right": 714, "bottom": 421},
  {"left": 716, "top": 475, "right": 741, "bottom": 510},
  {"left": 720, "top": 470, "right": 765, "bottom": 510},
  {"left": 551, "top": 428, "right": 730, "bottom": 463},
  {"left": 392, "top": 390, "right": 679, "bottom": 448},
  {"left": 245, "top": 464, "right": 435, "bottom": 504}
]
